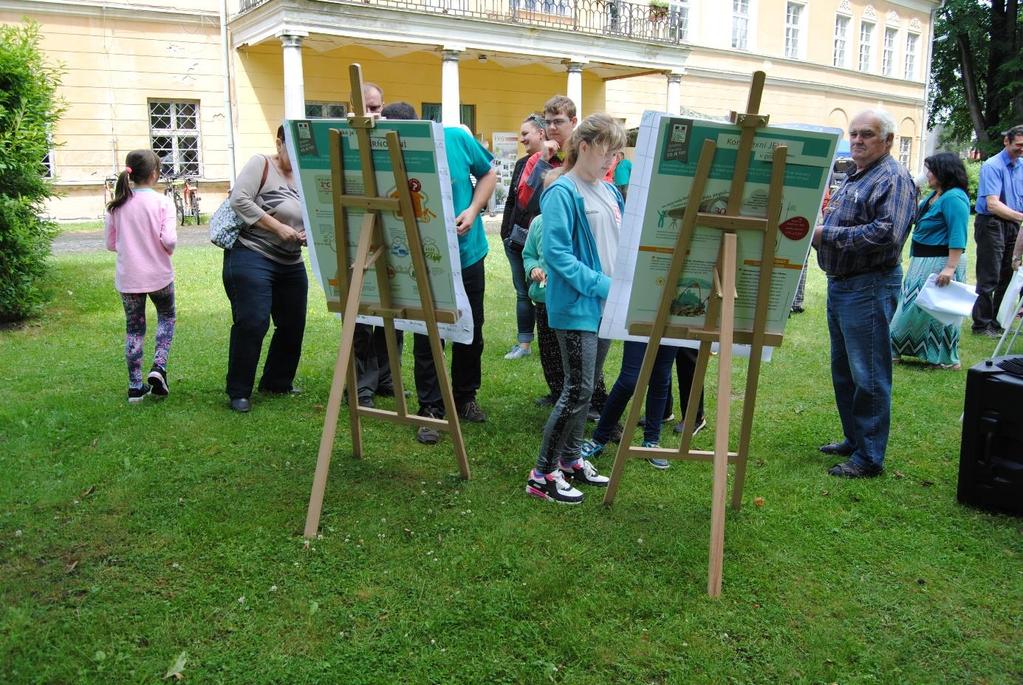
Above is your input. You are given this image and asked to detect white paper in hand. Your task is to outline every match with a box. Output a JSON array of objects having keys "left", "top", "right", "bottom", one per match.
[{"left": 915, "top": 273, "right": 977, "bottom": 326}]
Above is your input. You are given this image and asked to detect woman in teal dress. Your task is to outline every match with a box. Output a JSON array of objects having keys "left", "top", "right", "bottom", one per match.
[{"left": 891, "top": 152, "right": 969, "bottom": 369}]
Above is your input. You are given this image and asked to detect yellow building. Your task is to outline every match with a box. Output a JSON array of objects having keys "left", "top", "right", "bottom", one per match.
[{"left": 1, "top": 0, "right": 939, "bottom": 220}]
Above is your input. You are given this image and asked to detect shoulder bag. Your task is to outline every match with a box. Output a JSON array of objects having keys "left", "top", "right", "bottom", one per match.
[{"left": 209, "top": 156, "right": 270, "bottom": 249}]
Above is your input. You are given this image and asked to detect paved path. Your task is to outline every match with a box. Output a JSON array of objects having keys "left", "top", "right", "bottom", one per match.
[
  {"left": 52, "top": 216, "right": 504, "bottom": 255},
  {"left": 52, "top": 225, "right": 210, "bottom": 254}
]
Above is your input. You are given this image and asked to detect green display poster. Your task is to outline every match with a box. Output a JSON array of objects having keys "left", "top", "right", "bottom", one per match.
[
  {"left": 285, "top": 118, "right": 473, "bottom": 343},
  {"left": 601, "top": 111, "right": 840, "bottom": 350}
]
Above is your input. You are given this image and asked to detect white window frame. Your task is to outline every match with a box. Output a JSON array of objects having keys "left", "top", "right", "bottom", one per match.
[
  {"left": 833, "top": 14, "right": 851, "bottom": 68},
  {"left": 859, "top": 21, "right": 874, "bottom": 72},
  {"left": 732, "top": 0, "right": 750, "bottom": 50},
  {"left": 898, "top": 136, "right": 912, "bottom": 168},
  {"left": 668, "top": 0, "right": 690, "bottom": 42},
  {"left": 904, "top": 32, "right": 919, "bottom": 80},
  {"left": 41, "top": 129, "right": 54, "bottom": 179},
  {"left": 784, "top": 2, "right": 806, "bottom": 60},
  {"left": 882, "top": 26, "right": 898, "bottom": 77},
  {"left": 148, "top": 100, "right": 202, "bottom": 178}
]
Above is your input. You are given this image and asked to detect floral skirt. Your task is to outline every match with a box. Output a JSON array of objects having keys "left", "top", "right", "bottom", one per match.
[{"left": 890, "top": 255, "right": 967, "bottom": 366}]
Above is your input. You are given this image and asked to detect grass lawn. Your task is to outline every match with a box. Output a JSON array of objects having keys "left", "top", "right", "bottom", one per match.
[
  {"left": 1, "top": 235, "right": 1021, "bottom": 684},
  {"left": 57, "top": 220, "right": 104, "bottom": 233}
]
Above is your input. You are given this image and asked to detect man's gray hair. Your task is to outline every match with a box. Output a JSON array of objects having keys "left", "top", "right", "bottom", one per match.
[{"left": 856, "top": 108, "right": 896, "bottom": 140}]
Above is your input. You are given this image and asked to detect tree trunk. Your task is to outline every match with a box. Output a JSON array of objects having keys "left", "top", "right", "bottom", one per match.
[
  {"left": 957, "top": 32, "right": 990, "bottom": 147},
  {"left": 985, "top": 0, "right": 1017, "bottom": 136}
]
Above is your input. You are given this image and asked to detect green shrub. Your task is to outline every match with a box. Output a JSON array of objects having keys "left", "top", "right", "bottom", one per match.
[
  {"left": 965, "top": 159, "right": 981, "bottom": 209},
  {"left": 0, "top": 20, "right": 64, "bottom": 323}
]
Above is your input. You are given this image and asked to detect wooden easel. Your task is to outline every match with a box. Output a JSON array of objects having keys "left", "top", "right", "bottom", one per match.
[
  {"left": 602, "top": 72, "right": 787, "bottom": 597},
  {"left": 303, "top": 64, "right": 470, "bottom": 539}
]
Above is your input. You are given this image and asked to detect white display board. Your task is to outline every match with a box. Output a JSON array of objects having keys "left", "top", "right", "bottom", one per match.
[
  {"left": 601, "top": 111, "right": 840, "bottom": 354},
  {"left": 286, "top": 118, "right": 473, "bottom": 343}
]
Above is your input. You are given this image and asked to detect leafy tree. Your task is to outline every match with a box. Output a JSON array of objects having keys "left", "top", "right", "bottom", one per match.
[
  {"left": 0, "top": 20, "right": 64, "bottom": 323},
  {"left": 929, "top": 0, "right": 1023, "bottom": 157}
]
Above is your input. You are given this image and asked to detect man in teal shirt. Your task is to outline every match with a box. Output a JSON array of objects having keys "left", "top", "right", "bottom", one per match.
[
  {"left": 611, "top": 151, "right": 632, "bottom": 199},
  {"left": 414, "top": 124, "right": 496, "bottom": 444}
]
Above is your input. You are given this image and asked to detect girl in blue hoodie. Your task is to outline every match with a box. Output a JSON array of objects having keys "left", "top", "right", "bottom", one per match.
[{"left": 526, "top": 113, "right": 626, "bottom": 504}]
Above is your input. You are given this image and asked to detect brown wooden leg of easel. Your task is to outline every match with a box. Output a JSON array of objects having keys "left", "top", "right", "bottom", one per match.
[
  {"left": 707, "top": 233, "right": 737, "bottom": 598},
  {"left": 731, "top": 145, "right": 785, "bottom": 512},
  {"left": 679, "top": 255, "right": 724, "bottom": 458},
  {"left": 382, "top": 319, "right": 408, "bottom": 418},
  {"left": 411, "top": 318, "right": 468, "bottom": 480},
  {"left": 730, "top": 352, "right": 763, "bottom": 511},
  {"left": 429, "top": 327, "right": 469, "bottom": 479},
  {"left": 382, "top": 131, "right": 469, "bottom": 480},
  {"left": 304, "top": 220, "right": 375, "bottom": 539},
  {"left": 344, "top": 355, "right": 363, "bottom": 460}
]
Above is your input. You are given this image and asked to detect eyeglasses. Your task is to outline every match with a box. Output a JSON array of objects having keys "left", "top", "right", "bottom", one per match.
[{"left": 545, "top": 117, "right": 571, "bottom": 128}]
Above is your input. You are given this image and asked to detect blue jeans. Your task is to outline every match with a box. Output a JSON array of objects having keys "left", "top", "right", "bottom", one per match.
[
  {"left": 504, "top": 243, "right": 535, "bottom": 343},
  {"left": 535, "top": 330, "right": 610, "bottom": 473},
  {"left": 222, "top": 245, "right": 308, "bottom": 399},
  {"left": 594, "top": 340, "right": 676, "bottom": 445},
  {"left": 826, "top": 266, "right": 901, "bottom": 470}
]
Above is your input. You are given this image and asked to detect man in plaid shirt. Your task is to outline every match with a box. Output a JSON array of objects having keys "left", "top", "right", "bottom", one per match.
[{"left": 811, "top": 109, "right": 917, "bottom": 478}]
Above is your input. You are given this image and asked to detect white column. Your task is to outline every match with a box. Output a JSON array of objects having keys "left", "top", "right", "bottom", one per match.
[
  {"left": 566, "top": 62, "right": 584, "bottom": 118},
  {"left": 441, "top": 48, "right": 462, "bottom": 126},
  {"left": 666, "top": 70, "right": 684, "bottom": 115},
  {"left": 278, "top": 32, "right": 307, "bottom": 121}
]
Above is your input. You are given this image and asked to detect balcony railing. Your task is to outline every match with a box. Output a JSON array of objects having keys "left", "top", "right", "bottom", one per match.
[{"left": 238, "top": 0, "right": 687, "bottom": 46}]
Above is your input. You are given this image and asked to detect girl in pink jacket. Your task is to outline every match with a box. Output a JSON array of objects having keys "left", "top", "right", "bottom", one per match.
[{"left": 104, "top": 149, "right": 177, "bottom": 403}]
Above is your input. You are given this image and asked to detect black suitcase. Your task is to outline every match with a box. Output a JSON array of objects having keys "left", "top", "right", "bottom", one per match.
[{"left": 957, "top": 356, "right": 1023, "bottom": 516}]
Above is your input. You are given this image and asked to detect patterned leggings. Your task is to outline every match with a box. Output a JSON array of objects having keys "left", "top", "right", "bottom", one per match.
[
  {"left": 120, "top": 282, "right": 176, "bottom": 389},
  {"left": 535, "top": 303, "right": 609, "bottom": 409},
  {"left": 535, "top": 330, "right": 610, "bottom": 473}
]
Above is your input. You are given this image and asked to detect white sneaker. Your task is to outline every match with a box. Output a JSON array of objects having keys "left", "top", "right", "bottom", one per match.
[
  {"left": 560, "top": 458, "right": 610, "bottom": 486},
  {"left": 504, "top": 345, "right": 531, "bottom": 360},
  {"left": 674, "top": 416, "right": 708, "bottom": 435},
  {"left": 526, "top": 469, "right": 584, "bottom": 504}
]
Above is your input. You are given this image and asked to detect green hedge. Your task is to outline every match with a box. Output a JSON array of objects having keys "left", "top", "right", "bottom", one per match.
[{"left": 0, "top": 20, "right": 64, "bottom": 323}]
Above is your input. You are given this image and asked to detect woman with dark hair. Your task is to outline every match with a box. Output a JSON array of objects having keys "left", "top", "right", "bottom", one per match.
[
  {"left": 222, "top": 125, "right": 308, "bottom": 411},
  {"left": 500, "top": 114, "right": 547, "bottom": 361},
  {"left": 890, "top": 152, "right": 969, "bottom": 369}
]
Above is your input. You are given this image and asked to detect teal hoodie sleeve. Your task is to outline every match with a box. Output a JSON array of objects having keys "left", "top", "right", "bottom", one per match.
[
  {"left": 540, "top": 183, "right": 611, "bottom": 300},
  {"left": 522, "top": 216, "right": 543, "bottom": 276}
]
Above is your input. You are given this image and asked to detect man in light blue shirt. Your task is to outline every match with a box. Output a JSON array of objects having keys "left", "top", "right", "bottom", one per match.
[{"left": 972, "top": 125, "right": 1023, "bottom": 335}]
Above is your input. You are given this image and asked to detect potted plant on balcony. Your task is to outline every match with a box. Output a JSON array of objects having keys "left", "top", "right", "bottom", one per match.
[{"left": 648, "top": 0, "right": 669, "bottom": 22}]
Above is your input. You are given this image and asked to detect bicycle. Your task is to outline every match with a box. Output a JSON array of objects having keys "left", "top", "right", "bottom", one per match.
[
  {"left": 162, "top": 174, "right": 185, "bottom": 226},
  {"left": 103, "top": 175, "right": 118, "bottom": 209},
  {"left": 183, "top": 177, "right": 201, "bottom": 225},
  {"left": 161, "top": 173, "right": 201, "bottom": 225}
]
